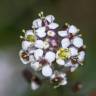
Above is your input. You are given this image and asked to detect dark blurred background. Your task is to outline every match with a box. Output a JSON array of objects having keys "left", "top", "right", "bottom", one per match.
[{"left": 0, "top": 0, "right": 96, "bottom": 96}]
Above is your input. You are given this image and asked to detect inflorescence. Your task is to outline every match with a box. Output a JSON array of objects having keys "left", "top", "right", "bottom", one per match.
[{"left": 19, "top": 12, "right": 86, "bottom": 90}]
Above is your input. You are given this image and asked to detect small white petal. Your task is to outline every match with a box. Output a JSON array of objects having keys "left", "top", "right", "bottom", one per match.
[
  {"left": 28, "top": 49, "right": 35, "bottom": 54},
  {"left": 33, "top": 19, "right": 42, "bottom": 28},
  {"left": 19, "top": 50, "right": 29, "bottom": 64},
  {"left": 20, "top": 59, "right": 29, "bottom": 64},
  {"left": 22, "top": 41, "right": 31, "bottom": 50},
  {"left": 31, "top": 62, "right": 40, "bottom": 71},
  {"left": 45, "top": 51, "right": 56, "bottom": 63},
  {"left": 48, "top": 23, "right": 59, "bottom": 29},
  {"left": 70, "top": 64, "right": 79, "bottom": 72},
  {"left": 46, "top": 15, "right": 55, "bottom": 23},
  {"left": 72, "top": 37, "right": 83, "bottom": 48},
  {"left": 25, "top": 30, "right": 34, "bottom": 38},
  {"left": 34, "top": 49, "right": 43, "bottom": 60},
  {"left": 36, "top": 27, "right": 46, "bottom": 38},
  {"left": 35, "top": 40, "right": 44, "bottom": 49},
  {"left": 61, "top": 38, "right": 70, "bottom": 48},
  {"left": 68, "top": 25, "right": 78, "bottom": 34},
  {"left": 64, "top": 60, "right": 72, "bottom": 67},
  {"left": 60, "top": 79, "right": 67, "bottom": 85},
  {"left": 29, "top": 55, "right": 35, "bottom": 63},
  {"left": 36, "top": 27, "right": 46, "bottom": 33},
  {"left": 56, "top": 58, "right": 65, "bottom": 65},
  {"left": 78, "top": 51, "right": 85, "bottom": 62},
  {"left": 60, "top": 73, "right": 66, "bottom": 78},
  {"left": 69, "top": 47, "right": 78, "bottom": 56},
  {"left": 31, "top": 81, "right": 39, "bottom": 90},
  {"left": 47, "top": 30, "right": 55, "bottom": 37},
  {"left": 50, "top": 74, "right": 55, "bottom": 79},
  {"left": 58, "top": 31, "right": 68, "bottom": 37},
  {"left": 42, "top": 65, "right": 52, "bottom": 77}
]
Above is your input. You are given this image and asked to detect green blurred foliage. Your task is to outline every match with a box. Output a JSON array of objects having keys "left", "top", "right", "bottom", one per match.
[{"left": 0, "top": 0, "right": 96, "bottom": 96}]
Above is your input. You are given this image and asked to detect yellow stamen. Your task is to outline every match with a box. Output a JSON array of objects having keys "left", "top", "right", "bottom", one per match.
[
  {"left": 48, "top": 31, "right": 52, "bottom": 36},
  {"left": 27, "top": 35, "right": 36, "bottom": 43},
  {"left": 57, "top": 48, "right": 70, "bottom": 60},
  {"left": 38, "top": 11, "right": 45, "bottom": 19}
]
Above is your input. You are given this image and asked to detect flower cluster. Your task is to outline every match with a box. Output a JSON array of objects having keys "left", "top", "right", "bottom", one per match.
[{"left": 19, "top": 12, "right": 86, "bottom": 90}]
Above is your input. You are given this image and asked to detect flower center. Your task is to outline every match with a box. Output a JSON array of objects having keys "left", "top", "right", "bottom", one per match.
[
  {"left": 27, "top": 35, "right": 36, "bottom": 43},
  {"left": 51, "top": 76, "right": 63, "bottom": 86},
  {"left": 57, "top": 48, "right": 70, "bottom": 60},
  {"left": 21, "top": 52, "right": 29, "bottom": 61},
  {"left": 47, "top": 31, "right": 55, "bottom": 37}
]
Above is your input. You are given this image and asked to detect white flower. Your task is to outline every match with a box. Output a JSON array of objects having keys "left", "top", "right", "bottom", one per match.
[
  {"left": 33, "top": 19, "right": 42, "bottom": 28},
  {"left": 43, "top": 41, "right": 49, "bottom": 49},
  {"left": 19, "top": 50, "right": 30, "bottom": 64},
  {"left": 34, "top": 49, "right": 43, "bottom": 60},
  {"left": 78, "top": 51, "right": 85, "bottom": 62},
  {"left": 56, "top": 58, "right": 65, "bottom": 65},
  {"left": 35, "top": 40, "right": 44, "bottom": 49},
  {"left": 22, "top": 41, "right": 31, "bottom": 50},
  {"left": 45, "top": 51, "right": 56, "bottom": 63},
  {"left": 56, "top": 48, "right": 70, "bottom": 65},
  {"left": 36, "top": 27, "right": 46, "bottom": 38},
  {"left": 69, "top": 46, "right": 78, "bottom": 56},
  {"left": 47, "top": 30, "right": 56, "bottom": 37},
  {"left": 58, "top": 30, "right": 68, "bottom": 37},
  {"left": 33, "top": 14, "right": 58, "bottom": 31},
  {"left": 31, "top": 81, "right": 40, "bottom": 90},
  {"left": 42, "top": 65, "right": 53, "bottom": 77},
  {"left": 45, "top": 15, "right": 59, "bottom": 29},
  {"left": 25, "top": 30, "right": 36, "bottom": 43},
  {"left": 45, "top": 15, "right": 55, "bottom": 23},
  {"left": 50, "top": 72, "right": 67, "bottom": 88},
  {"left": 31, "top": 62, "right": 41, "bottom": 71},
  {"left": 68, "top": 25, "right": 79, "bottom": 35},
  {"left": 61, "top": 38, "right": 70, "bottom": 48},
  {"left": 48, "top": 23, "right": 59, "bottom": 29},
  {"left": 72, "top": 36, "right": 83, "bottom": 48}
]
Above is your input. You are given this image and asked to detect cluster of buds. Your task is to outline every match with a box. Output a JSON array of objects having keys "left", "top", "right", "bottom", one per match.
[{"left": 19, "top": 12, "right": 86, "bottom": 90}]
